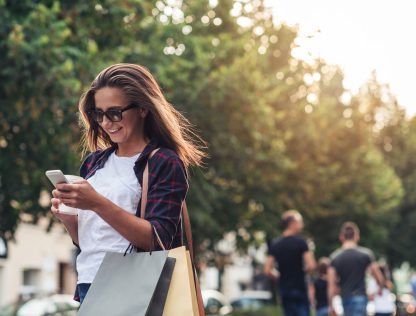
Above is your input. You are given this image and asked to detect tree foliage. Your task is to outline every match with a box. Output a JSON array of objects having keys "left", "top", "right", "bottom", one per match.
[{"left": 0, "top": 0, "right": 411, "bottom": 265}]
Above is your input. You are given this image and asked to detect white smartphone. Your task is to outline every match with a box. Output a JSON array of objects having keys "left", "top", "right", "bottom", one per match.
[
  {"left": 45, "top": 170, "right": 79, "bottom": 215},
  {"left": 45, "top": 170, "right": 69, "bottom": 188}
]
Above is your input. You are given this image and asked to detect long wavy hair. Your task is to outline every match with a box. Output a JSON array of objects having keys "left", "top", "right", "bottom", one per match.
[{"left": 78, "top": 63, "right": 205, "bottom": 168}]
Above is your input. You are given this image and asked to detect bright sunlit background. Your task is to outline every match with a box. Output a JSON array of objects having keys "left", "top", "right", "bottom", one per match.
[{"left": 270, "top": 0, "right": 416, "bottom": 114}]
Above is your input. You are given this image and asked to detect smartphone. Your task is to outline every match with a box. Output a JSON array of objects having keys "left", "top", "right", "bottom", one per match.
[
  {"left": 45, "top": 170, "right": 69, "bottom": 188},
  {"left": 45, "top": 170, "right": 78, "bottom": 215}
]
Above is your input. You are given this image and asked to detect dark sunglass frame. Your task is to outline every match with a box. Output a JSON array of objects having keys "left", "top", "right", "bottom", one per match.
[{"left": 87, "top": 103, "right": 138, "bottom": 123}]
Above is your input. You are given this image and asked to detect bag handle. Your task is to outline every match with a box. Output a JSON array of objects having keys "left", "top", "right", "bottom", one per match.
[
  {"left": 141, "top": 149, "right": 206, "bottom": 316},
  {"left": 124, "top": 148, "right": 162, "bottom": 255},
  {"left": 141, "top": 149, "right": 165, "bottom": 251}
]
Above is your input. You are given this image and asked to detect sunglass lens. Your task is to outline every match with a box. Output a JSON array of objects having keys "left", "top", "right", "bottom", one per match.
[
  {"left": 90, "top": 111, "right": 104, "bottom": 123},
  {"left": 107, "top": 110, "right": 122, "bottom": 122}
]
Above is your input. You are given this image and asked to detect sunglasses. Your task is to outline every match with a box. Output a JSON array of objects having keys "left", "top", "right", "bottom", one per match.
[{"left": 87, "top": 103, "right": 138, "bottom": 123}]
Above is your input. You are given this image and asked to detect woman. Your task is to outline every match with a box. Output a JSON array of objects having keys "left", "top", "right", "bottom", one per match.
[
  {"left": 50, "top": 63, "right": 205, "bottom": 303},
  {"left": 310, "top": 257, "right": 330, "bottom": 316},
  {"left": 368, "top": 263, "right": 395, "bottom": 316}
]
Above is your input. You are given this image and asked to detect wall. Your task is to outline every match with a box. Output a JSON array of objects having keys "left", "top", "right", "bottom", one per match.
[{"left": 0, "top": 219, "right": 77, "bottom": 306}]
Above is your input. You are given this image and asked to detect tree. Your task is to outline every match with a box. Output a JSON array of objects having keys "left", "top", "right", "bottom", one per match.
[
  {"left": 0, "top": 0, "right": 406, "bottom": 265},
  {"left": 373, "top": 80, "right": 416, "bottom": 266},
  {"left": 0, "top": 0, "right": 153, "bottom": 237}
]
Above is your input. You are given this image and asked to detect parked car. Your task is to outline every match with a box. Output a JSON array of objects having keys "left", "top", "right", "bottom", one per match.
[
  {"left": 230, "top": 290, "right": 274, "bottom": 310},
  {"left": 202, "top": 290, "right": 233, "bottom": 315},
  {"left": 0, "top": 294, "right": 79, "bottom": 316}
]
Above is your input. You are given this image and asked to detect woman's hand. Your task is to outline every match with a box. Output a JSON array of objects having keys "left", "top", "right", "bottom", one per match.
[
  {"left": 50, "top": 191, "right": 79, "bottom": 245},
  {"left": 54, "top": 180, "right": 105, "bottom": 211},
  {"left": 50, "top": 191, "right": 77, "bottom": 224}
]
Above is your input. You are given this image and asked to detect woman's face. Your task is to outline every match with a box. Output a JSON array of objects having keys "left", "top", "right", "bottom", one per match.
[{"left": 94, "top": 87, "right": 144, "bottom": 146}]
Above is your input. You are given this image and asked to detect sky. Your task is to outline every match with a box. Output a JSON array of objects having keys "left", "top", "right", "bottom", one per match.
[{"left": 269, "top": 0, "right": 416, "bottom": 115}]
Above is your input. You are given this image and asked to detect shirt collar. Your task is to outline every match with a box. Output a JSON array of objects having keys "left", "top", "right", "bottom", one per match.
[
  {"left": 106, "top": 140, "right": 158, "bottom": 161},
  {"left": 89, "top": 140, "right": 159, "bottom": 178}
]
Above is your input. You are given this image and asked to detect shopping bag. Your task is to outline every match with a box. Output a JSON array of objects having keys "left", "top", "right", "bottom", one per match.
[
  {"left": 78, "top": 251, "right": 176, "bottom": 316},
  {"left": 139, "top": 149, "right": 206, "bottom": 316},
  {"left": 162, "top": 246, "right": 199, "bottom": 316}
]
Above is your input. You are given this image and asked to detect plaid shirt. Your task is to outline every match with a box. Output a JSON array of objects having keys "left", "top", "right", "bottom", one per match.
[{"left": 73, "top": 141, "right": 188, "bottom": 301}]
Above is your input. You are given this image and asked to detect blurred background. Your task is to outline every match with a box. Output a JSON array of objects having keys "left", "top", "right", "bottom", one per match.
[{"left": 1, "top": 0, "right": 416, "bottom": 315}]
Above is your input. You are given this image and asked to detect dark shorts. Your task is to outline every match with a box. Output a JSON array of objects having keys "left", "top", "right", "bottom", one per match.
[{"left": 77, "top": 283, "right": 91, "bottom": 304}]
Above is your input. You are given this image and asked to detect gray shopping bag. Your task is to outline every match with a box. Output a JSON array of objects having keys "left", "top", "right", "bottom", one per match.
[{"left": 78, "top": 250, "right": 175, "bottom": 316}]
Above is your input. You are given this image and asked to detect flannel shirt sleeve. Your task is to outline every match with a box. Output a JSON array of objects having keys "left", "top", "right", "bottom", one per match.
[{"left": 145, "top": 153, "right": 188, "bottom": 250}]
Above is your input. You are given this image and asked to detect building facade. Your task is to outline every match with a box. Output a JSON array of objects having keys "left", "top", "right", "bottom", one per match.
[{"left": 0, "top": 218, "right": 77, "bottom": 306}]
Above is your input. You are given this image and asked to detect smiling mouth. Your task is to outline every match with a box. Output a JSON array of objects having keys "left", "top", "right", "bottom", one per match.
[{"left": 107, "top": 127, "right": 122, "bottom": 134}]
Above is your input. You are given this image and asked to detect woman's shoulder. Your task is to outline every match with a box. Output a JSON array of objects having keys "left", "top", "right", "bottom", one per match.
[
  {"left": 151, "top": 147, "right": 183, "bottom": 165},
  {"left": 149, "top": 147, "right": 187, "bottom": 177}
]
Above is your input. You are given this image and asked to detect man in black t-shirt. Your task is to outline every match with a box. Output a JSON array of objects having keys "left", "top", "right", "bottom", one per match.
[
  {"left": 264, "top": 210, "right": 316, "bottom": 316},
  {"left": 328, "top": 222, "right": 384, "bottom": 316}
]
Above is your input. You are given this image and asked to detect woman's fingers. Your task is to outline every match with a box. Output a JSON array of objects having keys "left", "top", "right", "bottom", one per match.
[
  {"left": 52, "top": 194, "right": 76, "bottom": 208},
  {"left": 56, "top": 183, "right": 80, "bottom": 191},
  {"left": 53, "top": 189, "right": 78, "bottom": 200},
  {"left": 51, "top": 205, "right": 59, "bottom": 214},
  {"left": 62, "top": 199, "right": 73, "bottom": 206},
  {"left": 51, "top": 197, "right": 60, "bottom": 207}
]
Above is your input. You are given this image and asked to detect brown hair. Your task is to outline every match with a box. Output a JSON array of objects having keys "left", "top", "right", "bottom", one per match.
[
  {"left": 340, "top": 221, "right": 360, "bottom": 240},
  {"left": 317, "top": 257, "right": 330, "bottom": 276},
  {"left": 281, "top": 210, "right": 302, "bottom": 230},
  {"left": 78, "top": 63, "right": 206, "bottom": 168}
]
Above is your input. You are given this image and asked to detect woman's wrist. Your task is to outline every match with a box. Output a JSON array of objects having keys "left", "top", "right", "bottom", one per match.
[
  {"left": 91, "top": 195, "right": 110, "bottom": 214},
  {"left": 60, "top": 215, "right": 77, "bottom": 228}
]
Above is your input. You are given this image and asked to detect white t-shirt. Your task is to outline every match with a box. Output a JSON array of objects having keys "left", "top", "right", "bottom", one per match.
[
  {"left": 77, "top": 151, "right": 141, "bottom": 284},
  {"left": 367, "top": 279, "right": 395, "bottom": 313}
]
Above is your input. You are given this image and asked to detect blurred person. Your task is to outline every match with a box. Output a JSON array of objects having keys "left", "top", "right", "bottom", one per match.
[
  {"left": 411, "top": 273, "right": 416, "bottom": 299},
  {"left": 368, "top": 263, "right": 395, "bottom": 316},
  {"left": 310, "top": 257, "right": 331, "bottom": 316},
  {"left": 264, "top": 210, "right": 316, "bottom": 316},
  {"left": 49, "top": 64, "right": 205, "bottom": 303},
  {"left": 328, "top": 222, "right": 385, "bottom": 316}
]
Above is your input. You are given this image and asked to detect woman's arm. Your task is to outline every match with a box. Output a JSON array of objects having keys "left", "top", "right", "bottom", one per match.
[
  {"left": 94, "top": 197, "right": 155, "bottom": 250},
  {"left": 62, "top": 217, "right": 79, "bottom": 246},
  {"left": 55, "top": 152, "right": 188, "bottom": 251},
  {"left": 51, "top": 193, "right": 79, "bottom": 246},
  {"left": 54, "top": 180, "right": 155, "bottom": 250},
  {"left": 143, "top": 154, "right": 188, "bottom": 249}
]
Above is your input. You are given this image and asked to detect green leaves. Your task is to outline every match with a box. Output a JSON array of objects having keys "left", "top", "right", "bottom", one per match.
[{"left": 0, "top": 0, "right": 409, "bottom": 266}]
